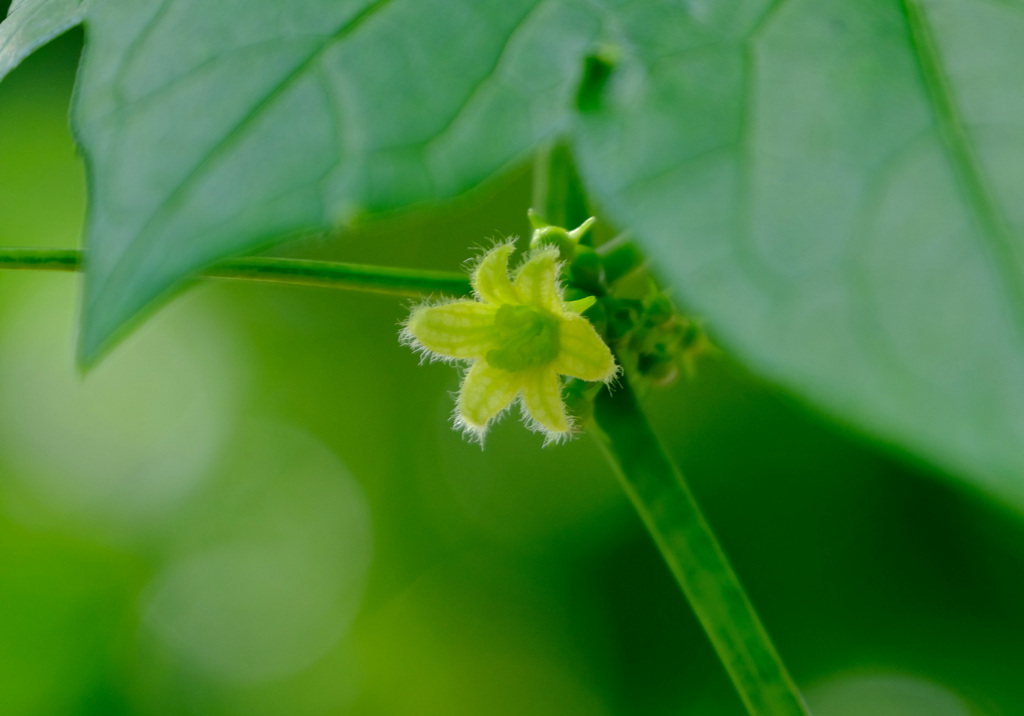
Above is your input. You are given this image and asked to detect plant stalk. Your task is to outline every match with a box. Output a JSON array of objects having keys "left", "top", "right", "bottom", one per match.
[
  {"left": 0, "top": 248, "right": 472, "bottom": 298},
  {"left": 591, "top": 381, "right": 809, "bottom": 716},
  {"left": 532, "top": 142, "right": 806, "bottom": 714}
]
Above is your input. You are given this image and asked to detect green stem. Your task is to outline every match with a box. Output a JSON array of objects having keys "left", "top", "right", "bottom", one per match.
[
  {"left": 591, "top": 382, "right": 809, "bottom": 716},
  {"left": 531, "top": 142, "right": 592, "bottom": 230},
  {"left": 530, "top": 142, "right": 805, "bottom": 714},
  {"left": 0, "top": 248, "right": 472, "bottom": 298}
]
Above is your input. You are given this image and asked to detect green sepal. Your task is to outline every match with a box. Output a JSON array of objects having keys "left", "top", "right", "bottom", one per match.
[{"left": 528, "top": 212, "right": 598, "bottom": 261}]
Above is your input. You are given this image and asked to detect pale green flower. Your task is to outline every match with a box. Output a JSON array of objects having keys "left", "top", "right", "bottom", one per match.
[{"left": 402, "top": 242, "right": 618, "bottom": 443}]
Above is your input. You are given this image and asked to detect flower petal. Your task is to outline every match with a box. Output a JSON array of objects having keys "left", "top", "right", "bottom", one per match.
[
  {"left": 457, "top": 360, "right": 521, "bottom": 434},
  {"left": 513, "top": 249, "right": 562, "bottom": 312},
  {"left": 520, "top": 367, "right": 570, "bottom": 435},
  {"left": 472, "top": 243, "right": 518, "bottom": 305},
  {"left": 404, "top": 300, "right": 497, "bottom": 359},
  {"left": 552, "top": 313, "right": 617, "bottom": 382}
]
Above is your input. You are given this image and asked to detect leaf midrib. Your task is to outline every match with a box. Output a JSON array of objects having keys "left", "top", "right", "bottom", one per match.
[{"left": 901, "top": 0, "right": 1024, "bottom": 335}]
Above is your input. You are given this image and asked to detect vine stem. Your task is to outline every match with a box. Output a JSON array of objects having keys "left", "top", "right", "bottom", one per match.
[
  {"left": 533, "top": 143, "right": 808, "bottom": 715},
  {"left": 0, "top": 248, "right": 472, "bottom": 297},
  {"left": 591, "top": 382, "right": 809, "bottom": 716}
]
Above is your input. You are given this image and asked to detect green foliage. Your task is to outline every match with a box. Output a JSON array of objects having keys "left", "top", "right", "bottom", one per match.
[
  {"left": 4, "top": 0, "right": 1024, "bottom": 508},
  {"left": 4, "top": 60, "right": 1024, "bottom": 711},
  {"left": 68, "top": 0, "right": 596, "bottom": 363}
]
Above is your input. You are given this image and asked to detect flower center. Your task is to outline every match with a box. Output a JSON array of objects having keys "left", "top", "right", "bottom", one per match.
[{"left": 486, "top": 304, "right": 561, "bottom": 372}]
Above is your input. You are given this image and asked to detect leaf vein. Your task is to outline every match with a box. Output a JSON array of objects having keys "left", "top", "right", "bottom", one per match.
[
  {"left": 746, "top": 0, "right": 792, "bottom": 41},
  {"left": 98, "top": 34, "right": 332, "bottom": 126},
  {"left": 415, "top": 0, "right": 550, "bottom": 154},
  {"left": 900, "top": 0, "right": 1024, "bottom": 333},
  {"left": 88, "top": 0, "right": 396, "bottom": 309},
  {"left": 112, "top": 0, "right": 175, "bottom": 104}
]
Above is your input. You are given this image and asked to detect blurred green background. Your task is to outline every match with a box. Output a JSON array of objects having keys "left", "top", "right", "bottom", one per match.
[{"left": 2, "top": 25, "right": 1024, "bottom": 716}]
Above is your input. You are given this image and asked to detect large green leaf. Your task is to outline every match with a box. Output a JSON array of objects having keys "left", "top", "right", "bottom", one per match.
[
  {"left": 0, "top": 0, "right": 86, "bottom": 81},
  {"left": 4, "top": 0, "right": 1024, "bottom": 506},
  {"left": 70, "top": 0, "right": 599, "bottom": 359},
  {"left": 574, "top": 0, "right": 1024, "bottom": 506}
]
